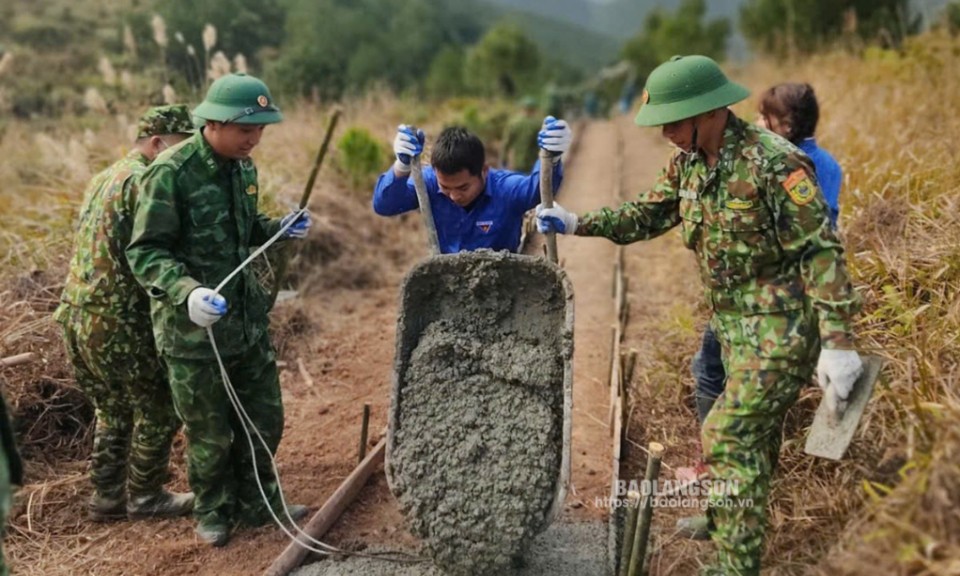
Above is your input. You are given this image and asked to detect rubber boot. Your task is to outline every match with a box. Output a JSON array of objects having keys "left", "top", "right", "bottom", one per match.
[
  {"left": 127, "top": 490, "right": 195, "bottom": 520},
  {"left": 88, "top": 493, "right": 127, "bottom": 522},
  {"left": 196, "top": 518, "right": 230, "bottom": 547}
]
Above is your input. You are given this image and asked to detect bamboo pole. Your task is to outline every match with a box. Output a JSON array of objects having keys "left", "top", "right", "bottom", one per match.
[
  {"left": 618, "top": 490, "right": 641, "bottom": 576},
  {"left": 358, "top": 403, "right": 370, "bottom": 463},
  {"left": 628, "top": 442, "right": 664, "bottom": 576},
  {"left": 263, "top": 438, "right": 386, "bottom": 576}
]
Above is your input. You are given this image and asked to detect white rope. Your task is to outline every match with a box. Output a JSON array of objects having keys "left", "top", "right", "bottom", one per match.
[{"left": 203, "top": 211, "right": 423, "bottom": 563}]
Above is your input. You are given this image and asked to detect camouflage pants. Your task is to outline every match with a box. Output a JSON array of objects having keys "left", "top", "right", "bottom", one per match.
[
  {"left": 58, "top": 305, "right": 180, "bottom": 500},
  {"left": 163, "top": 332, "right": 283, "bottom": 528},
  {"left": 700, "top": 309, "right": 818, "bottom": 576}
]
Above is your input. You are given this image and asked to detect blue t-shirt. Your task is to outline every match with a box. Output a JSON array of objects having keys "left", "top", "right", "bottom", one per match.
[
  {"left": 372, "top": 159, "right": 563, "bottom": 254},
  {"left": 799, "top": 138, "right": 842, "bottom": 229}
]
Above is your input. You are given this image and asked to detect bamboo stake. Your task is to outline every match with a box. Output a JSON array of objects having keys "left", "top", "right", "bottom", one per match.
[
  {"left": 263, "top": 439, "right": 386, "bottom": 576},
  {"left": 358, "top": 403, "right": 370, "bottom": 463},
  {"left": 628, "top": 442, "right": 664, "bottom": 576},
  {"left": 618, "top": 490, "right": 641, "bottom": 576},
  {"left": 0, "top": 353, "right": 37, "bottom": 368}
]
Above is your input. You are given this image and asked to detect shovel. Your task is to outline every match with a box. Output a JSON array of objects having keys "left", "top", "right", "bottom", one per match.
[{"left": 804, "top": 355, "right": 884, "bottom": 461}]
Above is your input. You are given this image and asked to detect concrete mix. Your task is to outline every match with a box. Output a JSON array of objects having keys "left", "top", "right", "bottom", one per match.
[{"left": 387, "top": 252, "right": 572, "bottom": 576}]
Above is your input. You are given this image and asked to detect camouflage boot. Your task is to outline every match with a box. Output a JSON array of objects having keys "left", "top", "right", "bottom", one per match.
[
  {"left": 196, "top": 514, "right": 230, "bottom": 548},
  {"left": 88, "top": 493, "right": 127, "bottom": 522},
  {"left": 127, "top": 490, "right": 195, "bottom": 520}
]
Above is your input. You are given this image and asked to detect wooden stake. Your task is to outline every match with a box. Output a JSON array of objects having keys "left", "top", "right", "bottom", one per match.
[
  {"left": 358, "top": 403, "right": 370, "bottom": 463},
  {"left": 628, "top": 442, "right": 664, "bottom": 576},
  {"left": 263, "top": 439, "right": 386, "bottom": 576},
  {"left": 618, "top": 490, "right": 641, "bottom": 576},
  {"left": 0, "top": 353, "right": 37, "bottom": 368}
]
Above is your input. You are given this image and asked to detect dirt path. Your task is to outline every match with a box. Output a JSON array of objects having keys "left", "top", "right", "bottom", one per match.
[{"left": 552, "top": 121, "right": 621, "bottom": 518}]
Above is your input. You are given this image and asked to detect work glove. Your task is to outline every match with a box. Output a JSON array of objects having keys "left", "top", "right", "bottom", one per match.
[
  {"left": 537, "top": 116, "right": 572, "bottom": 155},
  {"left": 187, "top": 287, "right": 228, "bottom": 328},
  {"left": 280, "top": 209, "right": 312, "bottom": 239},
  {"left": 535, "top": 202, "right": 578, "bottom": 235},
  {"left": 393, "top": 125, "right": 425, "bottom": 174},
  {"left": 816, "top": 348, "right": 863, "bottom": 417}
]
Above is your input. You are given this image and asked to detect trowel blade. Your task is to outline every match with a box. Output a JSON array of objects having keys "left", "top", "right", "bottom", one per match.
[{"left": 804, "top": 355, "right": 884, "bottom": 461}]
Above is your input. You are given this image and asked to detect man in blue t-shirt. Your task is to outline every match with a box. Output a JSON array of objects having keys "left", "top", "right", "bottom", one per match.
[{"left": 372, "top": 117, "right": 571, "bottom": 254}]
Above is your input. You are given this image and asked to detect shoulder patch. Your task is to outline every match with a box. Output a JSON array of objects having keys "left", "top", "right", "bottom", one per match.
[{"left": 782, "top": 169, "right": 817, "bottom": 205}]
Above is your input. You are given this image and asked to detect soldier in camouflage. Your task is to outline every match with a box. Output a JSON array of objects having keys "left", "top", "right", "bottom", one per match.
[
  {"left": 536, "top": 55, "right": 865, "bottom": 575},
  {"left": 54, "top": 105, "right": 196, "bottom": 522},
  {"left": 127, "top": 74, "right": 311, "bottom": 547}
]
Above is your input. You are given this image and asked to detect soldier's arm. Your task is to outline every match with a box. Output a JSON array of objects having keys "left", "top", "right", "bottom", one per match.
[
  {"left": 766, "top": 152, "right": 861, "bottom": 348},
  {"left": 126, "top": 166, "right": 201, "bottom": 305},
  {"left": 575, "top": 159, "right": 682, "bottom": 244}
]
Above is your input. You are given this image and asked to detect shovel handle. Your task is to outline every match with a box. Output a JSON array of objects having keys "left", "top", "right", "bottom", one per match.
[
  {"left": 410, "top": 155, "right": 441, "bottom": 255},
  {"left": 539, "top": 149, "right": 559, "bottom": 264}
]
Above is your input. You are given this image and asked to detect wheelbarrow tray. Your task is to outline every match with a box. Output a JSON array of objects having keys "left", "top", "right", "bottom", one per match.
[{"left": 385, "top": 250, "right": 574, "bottom": 536}]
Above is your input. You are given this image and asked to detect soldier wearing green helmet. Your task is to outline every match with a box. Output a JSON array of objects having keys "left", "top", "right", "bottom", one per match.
[
  {"left": 55, "top": 104, "right": 196, "bottom": 524},
  {"left": 537, "top": 55, "right": 863, "bottom": 575},
  {"left": 128, "top": 74, "right": 311, "bottom": 547}
]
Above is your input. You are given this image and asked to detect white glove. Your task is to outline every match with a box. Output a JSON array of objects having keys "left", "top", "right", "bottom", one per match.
[
  {"left": 817, "top": 348, "right": 863, "bottom": 414},
  {"left": 537, "top": 116, "right": 572, "bottom": 155},
  {"left": 535, "top": 202, "right": 578, "bottom": 235},
  {"left": 280, "top": 209, "right": 311, "bottom": 239},
  {"left": 187, "top": 287, "right": 228, "bottom": 328},
  {"left": 392, "top": 125, "right": 425, "bottom": 174}
]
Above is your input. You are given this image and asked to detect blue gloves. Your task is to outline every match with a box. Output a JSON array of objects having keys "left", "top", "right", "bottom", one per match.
[
  {"left": 535, "top": 202, "right": 579, "bottom": 235},
  {"left": 187, "top": 287, "right": 228, "bottom": 327},
  {"left": 393, "top": 124, "right": 425, "bottom": 173},
  {"left": 538, "top": 116, "right": 572, "bottom": 155},
  {"left": 280, "top": 209, "right": 312, "bottom": 239}
]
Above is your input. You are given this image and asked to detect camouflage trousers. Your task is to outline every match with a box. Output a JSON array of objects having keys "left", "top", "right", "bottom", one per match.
[
  {"left": 57, "top": 305, "right": 180, "bottom": 500},
  {"left": 163, "top": 332, "right": 284, "bottom": 528},
  {"left": 700, "top": 308, "right": 818, "bottom": 576}
]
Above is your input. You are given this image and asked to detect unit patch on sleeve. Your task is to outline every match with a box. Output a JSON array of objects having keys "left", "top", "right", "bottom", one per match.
[{"left": 782, "top": 169, "right": 816, "bottom": 206}]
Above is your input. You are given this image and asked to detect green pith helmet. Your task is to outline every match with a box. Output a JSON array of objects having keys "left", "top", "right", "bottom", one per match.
[
  {"left": 634, "top": 55, "right": 749, "bottom": 127},
  {"left": 193, "top": 73, "right": 283, "bottom": 125}
]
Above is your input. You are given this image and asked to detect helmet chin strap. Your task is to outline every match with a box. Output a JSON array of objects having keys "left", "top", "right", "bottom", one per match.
[{"left": 690, "top": 116, "right": 700, "bottom": 154}]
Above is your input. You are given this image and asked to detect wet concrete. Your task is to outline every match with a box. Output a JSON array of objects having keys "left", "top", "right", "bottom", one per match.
[
  {"left": 291, "top": 522, "right": 608, "bottom": 576},
  {"left": 385, "top": 251, "right": 574, "bottom": 576}
]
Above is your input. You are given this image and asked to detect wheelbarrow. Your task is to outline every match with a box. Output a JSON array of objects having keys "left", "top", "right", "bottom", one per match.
[{"left": 384, "top": 150, "right": 573, "bottom": 573}]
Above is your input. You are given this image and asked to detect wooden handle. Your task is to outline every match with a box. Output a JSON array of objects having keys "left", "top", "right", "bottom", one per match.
[
  {"left": 539, "top": 149, "right": 558, "bottom": 264},
  {"left": 411, "top": 158, "right": 441, "bottom": 255}
]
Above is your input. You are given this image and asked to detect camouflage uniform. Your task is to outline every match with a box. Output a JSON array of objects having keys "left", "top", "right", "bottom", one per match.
[
  {"left": 126, "top": 130, "right": 287, "bottom": 529},
  {"left": 501, "top": 114, "right": 542, "bottom": 172},
  {"left": 54, "top": 108, "right": 192, "bottom": 506},
  {"left": 0, "top": 394, "right": 23, "bottom": 576},
  {"left": 577, "top": 114, "right": 860, "bottom": 574}
]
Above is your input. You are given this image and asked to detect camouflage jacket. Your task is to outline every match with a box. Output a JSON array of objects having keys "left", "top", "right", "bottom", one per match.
[
  {"left": 126, "top": 132, "right": 283, "bottom": 360},
  {"left": 55, "top": 150, "right": 151, "bottom": 322},
  {"left": 578, "top": 113, "right": 860, "bottom": 348}
]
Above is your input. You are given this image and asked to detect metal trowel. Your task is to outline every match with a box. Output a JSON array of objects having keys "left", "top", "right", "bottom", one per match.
[{"left": 804, "top": 355, "right": 884, "bottom": 461}]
